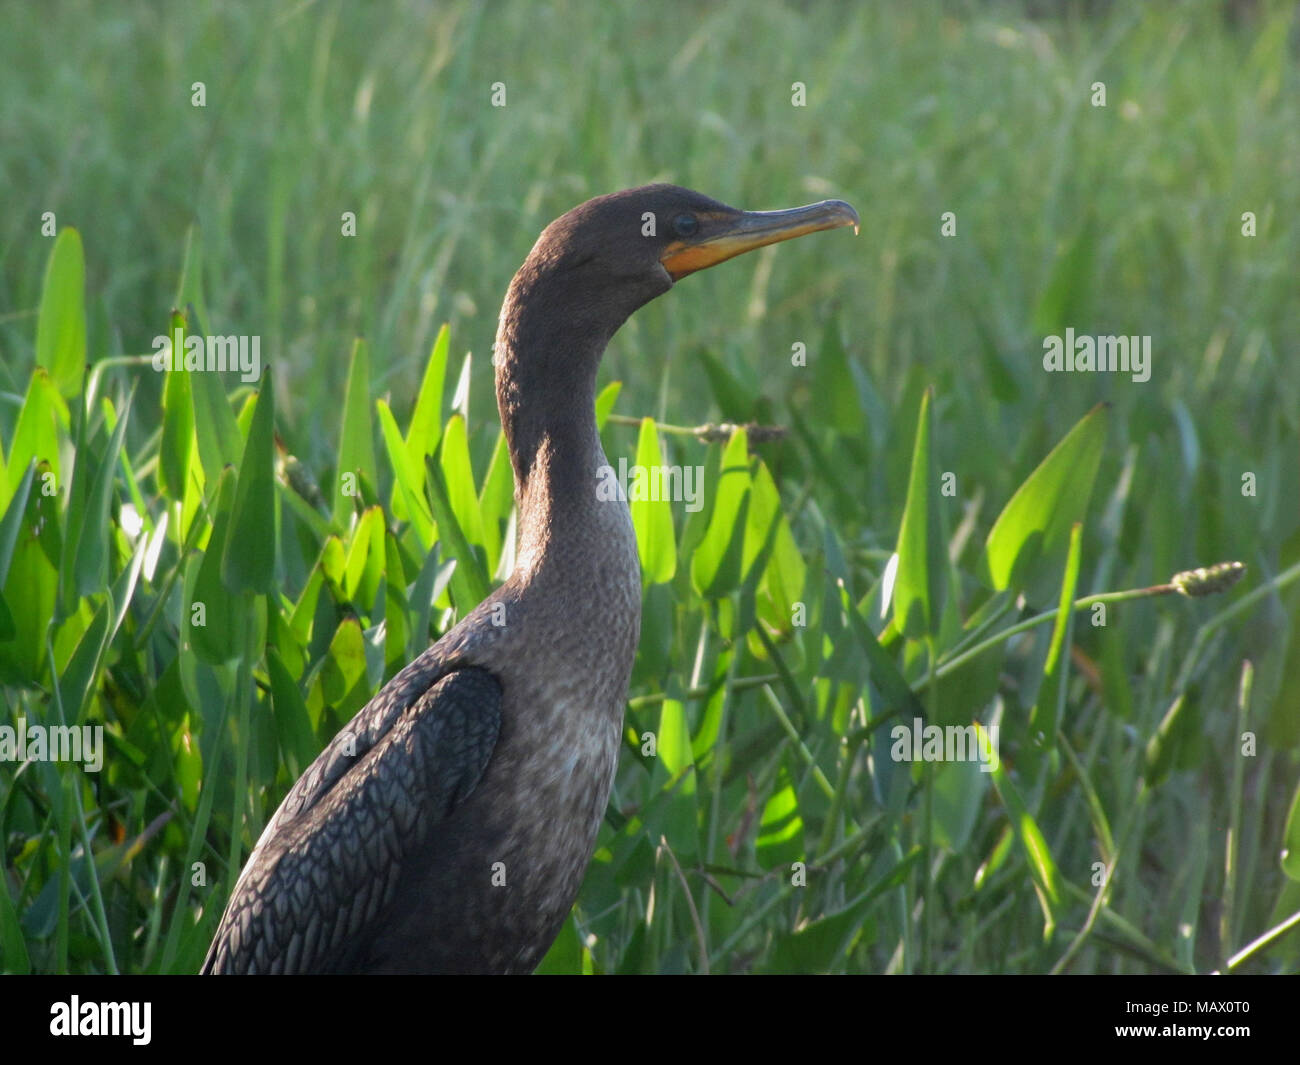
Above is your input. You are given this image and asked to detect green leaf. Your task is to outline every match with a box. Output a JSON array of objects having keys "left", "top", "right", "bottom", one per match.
[
  {"left": 0, "top": 463, "right": 61, "bottom": 684},
  {"left": 187, "top": 469, "right": 241, "bottom": 663},
  {"left": 54, "top": 600, "right": 111, "bottom": 726},
  {"left": 1280, "top": 780, "right": 1300, "bottom": 882},
  {"left": 392, "top": 325, "right": 450, "bottom": 524},
  {"left": 1032, "top": 218, "right": 1096, "bottom": 336},
  {"left": 696, "top": 349, "right": 751, "bottom": 421},
  {"left": 439, "top": 414, "right": 486, "bottom": 556},
  {"left": 405, "top": 323, "right": 450, "bottom": 464},
  {"left": 814, "top": 313, "right": 864, "bottom": 437},
  {"left": 595, "top": 380, "right": 621, "bottom": 431},
  {"left": 1144, "top": 693, "right": 1191, "bottom": 790},
  {"left": 267, "top": 648, "right": 320, "bottom": 777},
  {"left": 174, "top": 227, "right": 211, "bottom": 339},
  {"left": 534, "top": 915, "right": 585, "bottom": 975},
  {"left": 221, "top": 369, "right": 277, "bottom": 594},
  {"left": 376, "top": 399, "right": 434, "bottom": 550},
  {"left": 749, "top": 460, "right": 804, "bottom": 636},
  {"left": 0, "top": 463, "right": 37, "bottom": 589},
  {"left": 756, "top": 763, "right": 805, "bottom": 868},
  {"left": 766, "top": 891, "right": 875, "bottom": 974},
  {"left": 334, "top": 338, "right": 376, "bottom": 525},
  {"left": 35, "top": 228, "right": 87, "bottom": 399},
  {"left": 1025, "top": 522, "right": 1082, "bottom": 776},
  {"left": 844, "top": 586, "right": 927, "bottom": 723},
  {"left": 158, "top": 310, "right": 194, "bottom": 503},
  {"left": 979, "top": 722, "right": 1062, "bottom": 931},
  {"left": 690, "top": 428, "right": 750, "bottom": 598},
  {"left": 650, "top": 696, "right": 698, "bottom": 861},
  {"left": 191, "top": 355, "right": 243, "bottom": 481},
  {"left": 983, "top": 403, "right": 1107, "bottom": 599},
  {"left": 478, "top": 431, "right": 514, "bottom": 577},
  {"left": 5, "top": 369, "right": 68, "bottom": 508},
  {"left": 343, "top": 506, "right": 385, "bottom": 607},
  {"left": 71, "top": 394, "right": 132, "bottom": 600},
  {"left": 932, "top": 756, "right": 988, "bottom": 852},
  {"left": 424, "top": 454, "right": 491, "bottom": 613},
  {"left": 892, "top": 387, "right": 943, "bottom": 639},
  {"left": 631, "top": 418, "right": 676, "bottom": 585}
]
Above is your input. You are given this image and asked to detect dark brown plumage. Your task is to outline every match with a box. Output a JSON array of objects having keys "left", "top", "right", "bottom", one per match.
[{"left": 202, "top": 184, "right": 858, "bottom": 974}]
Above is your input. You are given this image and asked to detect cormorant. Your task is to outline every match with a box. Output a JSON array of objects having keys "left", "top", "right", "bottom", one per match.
[{"left": 202, "top": 184, "right": 858, "bottom": 974}]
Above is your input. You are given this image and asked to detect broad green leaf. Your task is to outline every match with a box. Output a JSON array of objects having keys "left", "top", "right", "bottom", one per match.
[
  {"left": 0, "top": 855, "right": 31, "bottom": 971},
  {"left": 267, "top": 648, "right": 319, "bottom": 777},
  {"left": 983, "top": 403, "right": 1107, "bottom": 598},
  {"left": 690, "top": 428, "right": 750, "bottom": 598},
  {"left": 221, "top": 369, "right": 277, "bottom": 594},
  {"left": 478, "top": 430, "right": 514, "bottom": 575},
  {"left": 696, "top": 349, "right": 752, "bottom": 421},
  {"left": 158, "top": 310, "right": 194, "bottom": 503},
  {"left": 594, "top": 380, "right": 621, "bottom": 431},
  {"left": 425, "top": 454, "right": 491, "bottom": 613},
  {"left": 381, "top": 531, "right": 411, "bottom": 674},
  {"left": 814, "top": 313, "right": 864, "bottom": 437},
  {"left": 631, "top": 418, "right": 676, "bottom": 585},
  {"left": 54, "top": 600, "right": 110, "bottom": 726},
  {"left": 1032, "top": 219, "right": 1096, "bottom": 335},
  {"left": 932, "top": 756, "right": 987, "bottom": 851},
  {"left": 173, "top": 227, "right": 211, "bottom": 341},
  {"left": 844, "top": 585, "right": 927, "bottom": 723},
  {"left": 343, "top": 505, "right": 384, "bottom": 607},
  {"left": 187, "top": 469, "right": 241, "bottom": 663},
  {"left": 0, "top": 462, "right": 37, "bottom": 587},
  {"left": 376, "top": 399, "right": 434, "bottom": 550},
  {"left": 649, "top": 696, "right": 698, "bottom": 861},
  {"left": 766, "top": 892, "right": 875, "bottom": 974},
  {"left": 307, "top": 616, "right": 371, "bottom": 723},
  {"left": 320, "top": 535, "right": 347, "bottom": 595},
  {"left": 450, "top": 351, "right": 473, "bottom": 420},
  {"left": 439, "top": 414, "right": 486, "bottom": 555},
  {"left": 171, "top": 713, "right": 202, "bottom": 812},
  {"left": 0, "top": 462, "right": 60, "bottom": 684},
  {"left": 71, "top": 394, "right": 132, "bottom": 600},
  {"left": 979, "top": 722, "right": 1062, "bottom": 931},
  {"left": 6, "top": 369, "right": 67, "bottom": 508},
  {"left": 534, "top": 915, "right": 585, "bottom": 975},
  {"left": 657, "top": 696, "right": 695, "bottom": 789},
  {"left": 35, "top": 228, "right": 87, "bottom": 399},
  {"left": 191, "top": 356, "right": 242, "bottom": 480},
  {"left": 334, "top": 338, "right": 376, "bottom": 526},
  {"left": 751, "top": 460, "right": 805, "bottom": 635},
  {"left": 392, "top": 325, "right": 450, "bottom": 522},
  {"left": 893, "top": 388, "right": 943, "bottom": 639},
  {"left": 1026, "top": 522, "right": 1082, "bottom": 776},
  {"left": 756, "top": 764, "right": 805, "bottom": 868},
  {"left": 405, "top": 323, "right": 450, "bottom": 464}
]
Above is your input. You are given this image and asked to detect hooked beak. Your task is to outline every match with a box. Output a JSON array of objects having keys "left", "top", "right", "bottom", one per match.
[{"left": 659, "top": 199, "right": 859, "bottom": 281}]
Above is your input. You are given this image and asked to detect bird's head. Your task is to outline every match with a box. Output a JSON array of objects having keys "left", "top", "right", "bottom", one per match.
[{"left": 500, "top": 183, "right": 859, "bottom": 349}]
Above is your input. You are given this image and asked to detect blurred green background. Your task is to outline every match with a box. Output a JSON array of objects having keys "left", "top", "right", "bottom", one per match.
[{"left": 1, "top": 0, "right": 1298, "bottom": 974}]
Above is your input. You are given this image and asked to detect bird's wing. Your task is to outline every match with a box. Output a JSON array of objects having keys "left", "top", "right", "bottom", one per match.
[{"left": 201, "top": 664, "right": 502, "bottom": 974}]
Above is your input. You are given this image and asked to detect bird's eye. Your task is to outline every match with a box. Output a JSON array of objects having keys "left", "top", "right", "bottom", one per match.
[{"left": 672, "top": 213, "right": 699, "bottom": 237}]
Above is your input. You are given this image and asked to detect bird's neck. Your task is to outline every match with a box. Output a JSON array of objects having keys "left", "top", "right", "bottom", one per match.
[{"left": 494, "top": 311, "right": 616, "bottom": 578}]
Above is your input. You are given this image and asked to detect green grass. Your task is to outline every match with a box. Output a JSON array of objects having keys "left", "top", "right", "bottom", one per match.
[{"left": 1, "top": 0, "right": 1299, "bottom": 974}]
